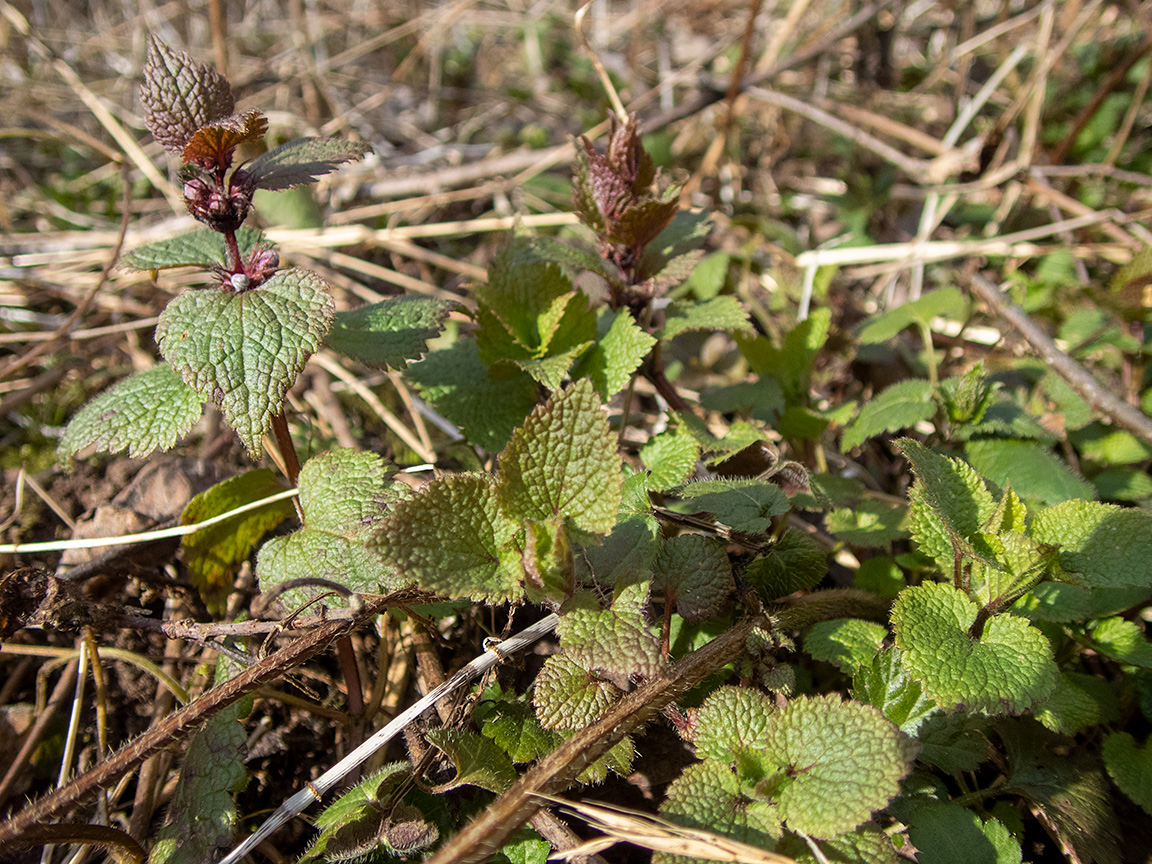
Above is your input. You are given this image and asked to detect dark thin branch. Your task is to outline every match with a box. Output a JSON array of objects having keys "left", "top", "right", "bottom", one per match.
[
  {"left": 968, "top": 273, "right": 1152, "bottom": 446},
  {"left": 0, "top": 592, "right": 402, "bottom": 841}
]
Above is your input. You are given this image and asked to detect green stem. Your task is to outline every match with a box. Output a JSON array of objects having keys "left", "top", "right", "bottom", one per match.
[{"left": 916, "top": 319, "right": 938, "bottom": 386}]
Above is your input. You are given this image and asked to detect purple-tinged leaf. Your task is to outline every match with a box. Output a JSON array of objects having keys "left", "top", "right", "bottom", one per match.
[
  {"left": 243, "top": 137, "right": 371, "bottom": 191},
  {"left": 140, "top": 37, "right": 234, "bottom": 154}
]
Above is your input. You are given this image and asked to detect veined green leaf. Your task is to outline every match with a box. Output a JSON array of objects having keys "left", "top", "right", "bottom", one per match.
[
  {"left": 121, "top": 226, "right": 266, "bottom": 271},
  {"left": 654, "top": 533, "right": 733, "bottom": 622},
  {"left": 1032, "top": 499, "right": 1152, "bottom": 589},
  {"left": 424, "top": 728, "right": 517, "bottom": 794},
  {"left": 257, "top": 449, "right": 410, "bottom": 609},
  {"left": 532, "top": 653, "right": 621, "bottom": 731},
  {"left": 327, "top": 296, "right": 453, "bottom": 369},
  {"left": 760, "top": 693, "right": 917, "bottom": 838},
  {"left": 892, "top": 582, "right": 1058, "bottom": 714},
  {"left": 150, "top": 656, "right": 250, "bottom": 864},
  {"left": 964, "top": 439, "right": 1094, "bottom": 505},
  {"left": 498, "top": 379, "right": 622, "bottom": 535},
  {"left": 571, "top": 308, "right": 656, "bottom": 399},
  {"left": 658, "top": 296, "right": 753, "bottom": 339},
  {"left": 693, "top": 685, "right": 775, "bottom": 764},
  {"left": 373, "top": 473, "right": 523, "bottom": 602},
  {"left": 180, "top": 469, "right": 294, "bottom": 614},
  {"left": 406, "top": 339, "right": 539, "bottom": 452},
  {"left": 156, "top": 269, "right": 334, "bottom": 455},
  {"left": 1102, "top": 732, "right": 1152, "bottom": 815},
  {"left": 58, "top": 364, "right": 203, "bottom": 468},
  {"left": 841, "top": 379, "right": 934, "bottom": 451}
]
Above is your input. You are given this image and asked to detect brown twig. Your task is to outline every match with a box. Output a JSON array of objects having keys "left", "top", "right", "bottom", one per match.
[
  {"left": 0, "top": 658, "right": 79, "bottom": 805},
  {"left": 968, "top": 273, "right": 1152, "bottom": 446}
]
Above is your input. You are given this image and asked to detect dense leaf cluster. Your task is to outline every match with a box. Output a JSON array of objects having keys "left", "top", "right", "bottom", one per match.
[{"left": 47, "top": 37, "right": 1152, "bottom": 864}]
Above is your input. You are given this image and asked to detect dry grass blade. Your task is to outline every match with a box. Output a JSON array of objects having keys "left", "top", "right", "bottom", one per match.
[{"left": 537, "top": 794, "right": 798, "bottom": 863}]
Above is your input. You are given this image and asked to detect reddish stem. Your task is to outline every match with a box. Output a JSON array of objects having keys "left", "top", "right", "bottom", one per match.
[{"left": 223, "top": 229, "right": 242, "bottom": 274}]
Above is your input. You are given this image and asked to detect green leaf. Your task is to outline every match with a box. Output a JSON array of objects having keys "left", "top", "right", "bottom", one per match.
[
  {"left": 571, "top": 309, "right": 656, "bottom": 399},
  {"left": 373, "top": 473, "right": 523, "bottom": 602},
  {"left": 693, "top": 685, "right": 775, "bottom": 763},
  {"left": 180, "top": 469, "right": 294, "bottom": 614},
  {"left": 58, "top": 365, "right": 203, "bottom": 468},
  {"left": 964, "top": 439, "right": 1095, "bottom": 505},
  {"left": 302, "top": 764, "right": 439, "bottom": 862},
  {"left": 906, "top": 802, "right": 1021, "bottom": 864},
  {"left": 639, "top": 210, "right": 713, "bottom": 287},
  {"left": 1102, "top": 732, "right": 1152, "bottom": 814},
  {"left": 857, "top": 288, "right": 967, "bottom": 344},
  {"left": 258, "top": 449, "right": 409, "bottom": 609},
  {"left": 1000, "top": 719, "right": 1122, "bottom": 864},
  {"left": 576, "top": 511, "right": 660, "bottom": 587},
  {"left": 641, "top": 431, "right": 700, "bottom": 491},
  {"left": 571, "top": 732, "right": 636, "bottom": 785},
  {"left": 424, "top": 727, "right": 517, "bottom": 794},
  {"left": 1071, "top": 423, "right": 1152, "bottom": 466},
  {"left": 700, "top": 378, "right": 786, "bottom": 423},
  {"left": 891, "top": 582, "right": 1058, "bottom": 714},
  {"left": 150, "top": 657, "right": 249, "bottom": 864},
  {"left": 516, "top": 235, "right": 625, "bottom": 287},
  {"left": 1089, "top": 617, "right": 1152, "bottom": 669},
  {"left": 968, "top": 530, "right": 1059, "bottom": 610},
  {"left": 498, "top": 379, "right": 623, "bottom": 535},
  {"left": 899, "top": 439, "right": 997, "bottom": 572},
  {"left": 1093, "top": 467, "right": 1152, "bottom": 502},
  {"left": 121, "top": 226, "right": 267, "bottom": 271},
  {"left": 825, "top": 499, "right": 908, "bottom": 547},
  {"left": 853, "top": 648, "right": 936, "bottom": 735},
  {"left": 155, "top": 270, "right": 334, "bottom": 455},
  {"left": 658, "top": 296, "right": 753, "bottom": 339},
  {"left": 558, "top": 578, "right": 664, "bottom": 682},
  {"left": 778, "top": 822, "right": 901, "bottom": 864},
  {"left": 476, "top": 683, "right": 563, "bottom": 764},
  {"left": 935, "top": 363, "right": 997, "bottom": 427},
  {"left": 656, "top": 760, "right": 782, "bottom": 863},
  {"left": 805, "top": 619, "right": 886, "bottom": 674},
  {"left": 898, "top": 439, "right": 997, "bottom": 539},
  {"left": 513, "top": 340, "right": 590, "bottom": 391},
  {"left": 854, "top": 557, "right": 906, "bottom": 597},
  {"left": 683, "top": 251, "right": 731, "bottom": 300},
  {"left": 475, "top": 242, "right": 577, "bottom": 354},
  {"left": 675, "top": 478, "right": 790, "bottom": 535},
  {"left": 406, "top": 339, "right": 540, "bottom": 452},
  {"left": 760, "top": 694, "right": 916, "bottom": 838},
  {"left": 1034, "top": 672, "right": 1101, "bottom": 736},
  {"left": 841, "top": 379, "right": 935, "bottom": 451},
  {"left": 532, "top": 653, "right": 621, "bottom": 731},
  {"left": 916, "top": 711, "right": 992, "bottom": 774},
  {"left": 739, "top": 307, "right": 831, "bottom": 403},
  {"left": 326, "top": 296, "right": 453, "bottom": 369},
  {"left": 1031, "top": 499, "right": 1152, "bottom": 589},
  {"left": 243, "top": 136, "right": 371, "bottom": 190},
  {"left": 744, "top": 529, "right": 827, "bottom": 601},
  {"left": 654, "top": 533, "right": 734, "bottom": 621}
]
